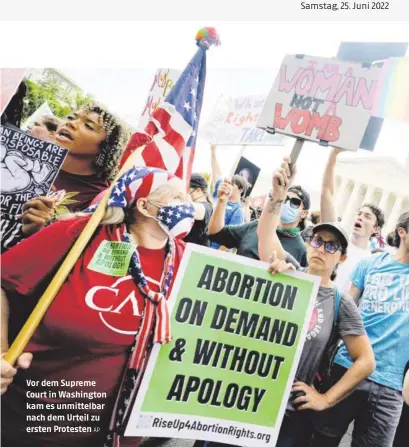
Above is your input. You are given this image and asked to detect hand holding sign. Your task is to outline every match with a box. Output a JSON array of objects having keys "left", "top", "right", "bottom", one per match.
[
  {"left": 18, "top": 196, "right": 56, "bottom": 236},
  {"left": 217, "top": 179, "right": 233, "bottom": 202},
  {"left": 272, "top": 157, "right": 297, "bottom": 201}
]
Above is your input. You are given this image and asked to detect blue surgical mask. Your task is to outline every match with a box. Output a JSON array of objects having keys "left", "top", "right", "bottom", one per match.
[{"left": 280, "top": 201, "right": 299, "bottom": 224}]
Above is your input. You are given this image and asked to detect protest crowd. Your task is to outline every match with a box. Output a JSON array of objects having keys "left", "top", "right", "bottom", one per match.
[{"left": 1, "top": 29, "right": 408, "bottom": 447}]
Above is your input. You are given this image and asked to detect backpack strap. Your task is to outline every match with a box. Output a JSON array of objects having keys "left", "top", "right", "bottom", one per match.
[{"left": 333, "top": 288, "right": 342, "bottom": 329}]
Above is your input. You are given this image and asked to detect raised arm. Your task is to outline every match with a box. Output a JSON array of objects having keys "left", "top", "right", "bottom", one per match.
[
  {"left": 208, "top": 180, "right": 232, "bottom": 235},
  {"left": 210, "top": 144, "right": 222, "bottom": 185},
  {"left": 258, "top": 157, "right": 295, "bottom": 262},
  {"left": 320, "top": 147, "right": 345, "bottom": 222}
]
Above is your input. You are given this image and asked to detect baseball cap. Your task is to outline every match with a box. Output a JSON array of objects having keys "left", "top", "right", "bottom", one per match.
[
  {"left": 288, "top": 185, "right": 311, "bottom": 210},
  {"left": 312, "top": 222, "right": 349, "bottom": 250},
  {"left": 189, "top": 173, "right": 208, "bottom": 191}
]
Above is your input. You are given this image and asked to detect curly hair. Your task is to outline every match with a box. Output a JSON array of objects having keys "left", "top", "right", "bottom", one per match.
[
  {"left": 82, "top": 103, "right": 130, "bottom": 181},
  {"left": 360, "top": 203, "right": 385, "bottom": 229}
]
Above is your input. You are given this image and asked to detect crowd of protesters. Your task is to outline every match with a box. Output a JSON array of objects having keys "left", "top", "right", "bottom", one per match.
[{"left": 0, "top": 81, "right": 408, "bottom": 447}]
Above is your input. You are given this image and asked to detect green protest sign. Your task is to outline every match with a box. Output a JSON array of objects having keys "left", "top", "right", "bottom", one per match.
[
  {"left": 125, "top": 245, "right": 319, "bottom": 446},
  {"left": 88, "top": 241, "right": 135, "bottom": 277}
]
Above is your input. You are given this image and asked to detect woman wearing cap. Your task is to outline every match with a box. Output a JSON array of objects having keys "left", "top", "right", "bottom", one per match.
[
  {"left": 0, "top": 166, "right": 196, "bottom": 447},
  {"left": 257, "top": 158, "right": 375, "bottom": 447},
  {"left": 185, "top": 173, "right": 213, "bottom": 246}
]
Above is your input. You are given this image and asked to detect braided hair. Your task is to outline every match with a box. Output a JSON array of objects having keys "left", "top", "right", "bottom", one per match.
[{"left": 83, "top": 103, "right": 130, "bottom": 181}]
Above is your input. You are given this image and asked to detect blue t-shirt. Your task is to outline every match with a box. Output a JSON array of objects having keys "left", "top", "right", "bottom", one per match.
[
  {"left": 211, "top": 179, "right": 244, "bottom": 249},
  {"left": 335, "top": 252, "right": 409, "bottom": 391}
]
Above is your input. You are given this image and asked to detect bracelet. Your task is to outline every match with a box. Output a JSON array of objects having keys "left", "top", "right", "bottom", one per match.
[{"left": 268, "top": 190, "right": 283, "bottom": 203}]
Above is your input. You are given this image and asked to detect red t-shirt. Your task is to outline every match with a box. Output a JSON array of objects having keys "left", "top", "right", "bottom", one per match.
[
  {"left": 1, "top": 217, "right": 185, "bottom": 447},
  {"left": 52, "top": 170, "right": 110, "bottom": 213}
]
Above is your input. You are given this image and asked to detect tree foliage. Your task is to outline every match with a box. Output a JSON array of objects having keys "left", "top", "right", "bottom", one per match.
[{"left": 22, "top": 77, "right": 93, "bottom": 122}]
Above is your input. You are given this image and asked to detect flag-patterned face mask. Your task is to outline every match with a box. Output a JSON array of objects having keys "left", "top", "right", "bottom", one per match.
[{"left": 148, "top": 200, "right": 195, "bottom": 239}]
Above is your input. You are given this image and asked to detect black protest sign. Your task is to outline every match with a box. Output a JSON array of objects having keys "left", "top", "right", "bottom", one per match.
[
  {"left": 234, "top": 156, "right": 260, "bottom": 198},
  {"left": 0, "top": 126, "right": 68, "bottom": 216}
]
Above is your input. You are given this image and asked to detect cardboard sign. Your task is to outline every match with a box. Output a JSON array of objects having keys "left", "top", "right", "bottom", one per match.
[
  {"left": 138, "top": 68, "right": 181, "bottom": 129},
  {"left": 234, "top": 156, "right": 260, "bottom": 198},
  {"left": 258, "top": 55, "right": 381, "bottom": 151},
  {"left": 0, "top": 68, "right": 26, "bottom": 115},
  {"left": 201, "top": 95, "right": 286, "bottom": 146},
  {"left": 0, "top": 126, "right": 68, "bottom": 217},
  {"left": 125, "top": 245, "right": 319, "bottom": 447}
]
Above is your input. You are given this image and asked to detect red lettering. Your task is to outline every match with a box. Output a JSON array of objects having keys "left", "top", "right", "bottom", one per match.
[
  {"left": 305, "top": 112, "right": 330, "bottom": 139},
  {"left": 334, "top": 76, "right": 355, "bottom": 106},
  {"left": 274, "top": 104, "right": 298, "bottom": 130},
  {"left": 322, "top": 117, "right": 342, "bottom": 142},
  {"left": 291, "top": 110, "right": 310, "bottom": 134},
  {"left": 279, "top": 66, "right": 304, "bottom": 93},
  {"left": 225, "top": 112, "right": 234, "bottom": 124},
  {"left": 295, "top": 69, "right": 314, "bottom": 95}
]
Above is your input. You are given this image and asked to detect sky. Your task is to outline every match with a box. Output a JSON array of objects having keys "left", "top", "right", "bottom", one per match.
[{"left": 48, "top": 22, "right": 409, "bottom": 207}]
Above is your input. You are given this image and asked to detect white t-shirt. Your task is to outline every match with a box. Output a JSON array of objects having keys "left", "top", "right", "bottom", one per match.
[{"left": 335, "top": 241, "right": 371, "bottom": 295}]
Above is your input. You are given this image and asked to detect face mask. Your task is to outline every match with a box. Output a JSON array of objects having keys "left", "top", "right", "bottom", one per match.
[
  {"left": 280, "top": 201, "right": 300, "bottom": 224},
  {"left": 150, "top": 201, "right": 195, "bottom": 239}
]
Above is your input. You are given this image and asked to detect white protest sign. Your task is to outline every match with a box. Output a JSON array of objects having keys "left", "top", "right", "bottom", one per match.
[
  {"left": 125, "top": 244, "right": 320, "bottom": 447},
  {"left": 258, "top": 55, "right": 381, "bottom": 151},
  {"left": 201, "top": 95, "right": 286, "bottom": 146},
  {"left": 138, "top": 68, "right": 181, "bottom": 129}
]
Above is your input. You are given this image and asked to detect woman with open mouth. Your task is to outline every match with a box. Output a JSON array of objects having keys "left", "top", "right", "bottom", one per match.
[{"left": 1, "top": 103, "right": 129, "bottom": 253}]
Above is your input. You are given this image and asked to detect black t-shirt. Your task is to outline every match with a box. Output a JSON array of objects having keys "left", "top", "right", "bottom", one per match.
[
  {"left": 208, "top": 220, "right": 307, "bottom": 266},
  {"left": 184, "top": 201, "right": 213, "bottom": 246}
]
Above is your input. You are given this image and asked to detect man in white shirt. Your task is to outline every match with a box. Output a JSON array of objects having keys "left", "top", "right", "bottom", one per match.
[{"left": 321, "top": 148, "right": 385, "bottom": 295}]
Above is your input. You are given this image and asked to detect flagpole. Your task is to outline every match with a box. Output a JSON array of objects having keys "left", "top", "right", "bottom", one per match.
[{"left": 4, "top": 146, "right": 146, "bottom": 365}]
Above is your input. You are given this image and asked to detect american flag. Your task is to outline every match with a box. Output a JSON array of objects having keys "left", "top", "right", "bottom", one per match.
[
  {"left": 121, "top": 30, "right": 219, "bottom": 185},
  {"left": 157, "top": 203, "right": 195, "bottom": 239}
]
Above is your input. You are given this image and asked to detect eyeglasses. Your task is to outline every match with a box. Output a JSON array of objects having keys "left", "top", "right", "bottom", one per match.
[
  {"left": 284, "top": 195, "right": 302, "bottom": 209},
  {"left": 309, "top": 236, "right": 342, "bottom": 254}
]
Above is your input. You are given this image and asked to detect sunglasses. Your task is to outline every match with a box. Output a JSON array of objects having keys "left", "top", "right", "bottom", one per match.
[
  {"left": 284, "top": 195, "right": 302, "bottom": 209},
  {"left": 309, "top": 236, "right": 342, "bottom": 254}
]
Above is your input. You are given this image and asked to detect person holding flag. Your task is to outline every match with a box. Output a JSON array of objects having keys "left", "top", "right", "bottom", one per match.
[{"left": 0, "top": 28, "right": 220, "bottom": 447}]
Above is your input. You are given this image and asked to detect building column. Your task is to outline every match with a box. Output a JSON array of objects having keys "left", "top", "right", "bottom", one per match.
[
  {"left": 335, "top": 177, "right": 350, "bottom": 218},
  {"left": 362, "top": 185, "right": 376, "bottom": 205},
  {"left": 385, "top": 196, "right": 403, "bottom": 234},
  {"left": 378, "top": 191, "right": 390, "bottom": 213},
  {"left": 342, "top": 182, "right": 363, "bottom": 228}
]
